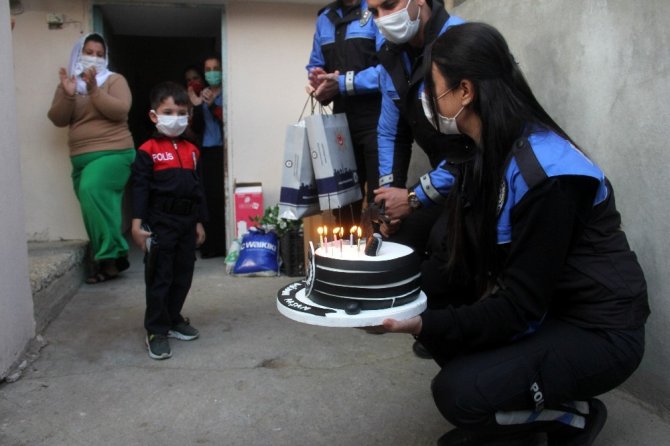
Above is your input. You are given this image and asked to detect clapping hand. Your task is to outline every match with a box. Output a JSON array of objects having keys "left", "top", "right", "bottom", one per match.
[
  {"left": 308, "top": 67, "right": 326, "bottom": 90},
  {"left": 188, "top": 85, "right": 203, "bottom": 106},
  {"left": 81, "top": 66, "right": 98, "bottom": 93},
  {"left": 314, "top": 70, "right": 340, "bottom": 103},
  {"left": 201, "top": 87, "right": 215, "bottom": 106},
  {"left": 58, "top": 68, "right": 76, "bottom": 97}
]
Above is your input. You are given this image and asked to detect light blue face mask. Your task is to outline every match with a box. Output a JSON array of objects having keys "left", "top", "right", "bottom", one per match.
[{"left": 205, "top": 70, "right": 222, "bottom": 86}]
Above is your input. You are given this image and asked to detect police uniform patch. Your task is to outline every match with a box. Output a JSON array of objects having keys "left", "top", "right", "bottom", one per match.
[
  {"left": 360, "top": 10, "right": 371, "bottom": 26},
  {"left": 497, "top": 178, "right": 508, "bottom": 217}
]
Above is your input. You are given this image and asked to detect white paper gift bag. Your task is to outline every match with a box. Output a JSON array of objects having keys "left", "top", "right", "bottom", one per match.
[
  {"left": 278, "top": 120, "right": 320, "bottom": 220},
  {"left": 304, "top": 113, "right": 362, "bottom": 210}
]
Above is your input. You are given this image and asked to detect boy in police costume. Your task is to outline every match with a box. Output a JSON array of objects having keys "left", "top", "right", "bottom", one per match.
[{"left": 131, "top": 81, "right": 207, "bottom": 360}]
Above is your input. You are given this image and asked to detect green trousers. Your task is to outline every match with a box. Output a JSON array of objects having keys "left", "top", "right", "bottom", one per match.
[{"left": 70, "top": 148, "right": 135, "bottom": 261}]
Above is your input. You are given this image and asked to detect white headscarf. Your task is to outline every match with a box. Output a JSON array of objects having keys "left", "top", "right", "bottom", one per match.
[{"left": 67, "top": 32, "right": 113, "bottom": 95}]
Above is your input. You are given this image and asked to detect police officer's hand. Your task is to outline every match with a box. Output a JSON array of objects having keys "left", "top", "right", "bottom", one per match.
[
  {"left": 380, "top": 220, "right": 401, "bottom": 237},
  {"left": 363, "top": 316, "right": 422, "bottom": 336},
  {"left": 195, "top": 223, "right": 206, "bottom": 247},
  {"left": 383, "top": 316, "right": 422, "bottom": 336},
  {"left": 374, "top": 187, "right": 411, "bottom": 220},
  {"left": 314, "top": 70, "right": 340, "bottom": 103},
  {"left": 308, "top": 67, "right": 328, "bottom": 90}
]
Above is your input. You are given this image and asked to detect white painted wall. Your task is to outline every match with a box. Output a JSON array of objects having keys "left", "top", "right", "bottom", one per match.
[
  {"left": 455, "top": 0, "right": 670, "bottom": 413},
  {"left": 225, "top": 1, "right": 319, "bottom": 225},
  {"left": 0, "top": 1, "right": 36, "bottom": 377},
  {"left": 12, "top": 0, "right": 320, "bottom": 243},
  {"left": 12, "top": 0, "right": 89, "bottom": 241}
]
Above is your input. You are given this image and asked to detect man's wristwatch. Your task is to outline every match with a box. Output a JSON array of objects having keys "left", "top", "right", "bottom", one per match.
[{"left": 407, "top": 191, "right": 422, "bottom": 210}]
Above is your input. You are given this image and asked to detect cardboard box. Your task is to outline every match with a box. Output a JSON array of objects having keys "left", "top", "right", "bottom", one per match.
[{"left": 234, "top": 182, "right": 263, "bottom": 237}]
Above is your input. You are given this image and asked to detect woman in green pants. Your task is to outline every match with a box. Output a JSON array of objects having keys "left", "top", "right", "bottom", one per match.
[{"left": 48, "top": 32, "right": 135, "bottom": 283}]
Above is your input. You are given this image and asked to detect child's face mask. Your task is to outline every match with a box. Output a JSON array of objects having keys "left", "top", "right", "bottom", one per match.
[{"left": 152, "top": 112, "right": 189, "bottom": 137}]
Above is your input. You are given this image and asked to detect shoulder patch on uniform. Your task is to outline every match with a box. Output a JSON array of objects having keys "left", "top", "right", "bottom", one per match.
[
  {"left": 360, "top": 10, "right": 371, "bottom": 26},
  {"left": 497, "top": 177, "right": 508, "bottom": 217}
]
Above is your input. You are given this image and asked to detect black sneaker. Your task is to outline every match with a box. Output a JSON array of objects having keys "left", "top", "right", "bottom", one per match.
[
  {"left": 547, "top": 398, "right": 607, "bottom": 446},
  {"left": 412, "top": 340, "right": 433, "bottom": 359},
  {"left": 437, "top": 428, "right": 536, "bottom": 445},
  {"left": 146, "top": 333, "right": 171, "bottom": 360},
  {"left": 168, "top": 319, "right": 200, "bottom": 341}
]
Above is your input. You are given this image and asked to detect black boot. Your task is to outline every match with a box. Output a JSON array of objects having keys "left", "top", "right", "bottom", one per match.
[
  {"left": 437, "top": 428, "right": 536, "bottom": 446},
  {"left": 412, "top": 340, "right": 433, "bottom": 359},
  {"left": 546, "top": 398, "right": 607, "bottom": 446}
]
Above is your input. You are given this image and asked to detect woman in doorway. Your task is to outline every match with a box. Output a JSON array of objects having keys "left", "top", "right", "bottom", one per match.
[
  {"left": 189, "top": 55, "right": 226, "bottom": 258},
  {"left": 183, "top": 65, "right": 206, "bottom": 148},
  {"left": 47, "top": 32, "right": 135, "bottom": 283}
]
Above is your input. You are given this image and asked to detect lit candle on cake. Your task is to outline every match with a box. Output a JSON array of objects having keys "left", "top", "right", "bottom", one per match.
[
  {"left": 317, "top": 226, "right": 324, "bottom": 249},
  {"left": 323, "top": 226, "right": 328, "bottom": 254},
  {"left": 357, "top": 227, "right": 362, "bottom": 254},
  {"left": 350, "top": 226, "right": 356, "bottom": 247},
  {"left": 339, "top": 227, "right": 344, "bottom": 256},
  {"left": 333, "top": 227, "right": 340, "bottom": 257}
]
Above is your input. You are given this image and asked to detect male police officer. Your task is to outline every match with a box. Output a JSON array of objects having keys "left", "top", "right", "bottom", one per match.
[
  {"left": 307, "top": 0, "right": 384, "bottom": 226},
  {"left": 368, "top": 0, "right": 472, "bottom": 249},
  {"left": 367, "top": 0, "right": 470, "bottom": 359}
]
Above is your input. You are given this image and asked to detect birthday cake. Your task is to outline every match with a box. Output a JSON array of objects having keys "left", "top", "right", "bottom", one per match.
[
  {"left": 306, "top": 241, "right": 421, "bottom": 313},
  {"left": 276, "top": 239, "right": 427, "bottom": 327}
]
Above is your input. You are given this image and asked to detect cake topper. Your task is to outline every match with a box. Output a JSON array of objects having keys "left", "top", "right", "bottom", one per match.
[{"left": 364, "top": 233, "right": 383, "bottom": 256}]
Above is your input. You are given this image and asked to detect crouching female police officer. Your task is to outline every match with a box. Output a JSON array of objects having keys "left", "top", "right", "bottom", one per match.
[{"left": 374, "top": 22, "right": 649, "bottom": 446}]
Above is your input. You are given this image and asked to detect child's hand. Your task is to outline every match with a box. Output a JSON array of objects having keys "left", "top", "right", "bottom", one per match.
[
  {"left": 131, "top": 219, "right": 152, "bottom": 252},
  {"left": 195, "top": 223, "right": 206, "bottom": 247}
]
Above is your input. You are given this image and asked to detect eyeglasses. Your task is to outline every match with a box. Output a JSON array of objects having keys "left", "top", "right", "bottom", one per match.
[{"left": 434, "top": 87, "right": 454, "bottom": 102}]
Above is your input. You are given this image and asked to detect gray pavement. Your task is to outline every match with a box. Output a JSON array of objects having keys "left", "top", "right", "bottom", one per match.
[{"left": 1, "top": 248, "right": 669, "bottom": 446}]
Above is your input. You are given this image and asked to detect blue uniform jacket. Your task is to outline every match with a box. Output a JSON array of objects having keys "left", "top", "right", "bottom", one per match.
[
  {"left": 307, "top": 0, "right": 384, "bottom": 130},
  {"left": 377, "top": 9, "right": 466, "bottom": 200}
]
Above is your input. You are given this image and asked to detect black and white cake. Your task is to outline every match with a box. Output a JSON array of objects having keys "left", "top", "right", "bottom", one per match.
[{"left": 276, "top": 241, "right": 427, "bottom": 327}]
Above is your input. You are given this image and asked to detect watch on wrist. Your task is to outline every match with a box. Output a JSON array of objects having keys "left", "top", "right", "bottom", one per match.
[{"left": 407, "top": 191, "right": 422, "bottom": 210}]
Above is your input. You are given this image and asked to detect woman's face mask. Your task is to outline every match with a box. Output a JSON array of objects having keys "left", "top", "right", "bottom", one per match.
[
  {"left": 421, "top": 89, "right": 464, "bottom": 135},
  {"left": 374, "top": 0, "right": 422, "bottom": 45},
  {"left": 204, "top": 70, "right": 222, "bottom": 86},
  {"left": 74, "top": 55, "right": 107, "bottom": 77}
]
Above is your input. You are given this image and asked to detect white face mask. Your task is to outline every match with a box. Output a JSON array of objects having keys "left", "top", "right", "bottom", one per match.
[
  {"left": 78, "top": 55, "right": 107, "bottom": 74},
  {"left": 153, "top": 112, "right": 189, "bottom": 137},
  {"left": 420, "top": 89, "right": 464, "bottom": 135},
  {"left": 374, "top": 0, "right": 421, "bottom": 45}
]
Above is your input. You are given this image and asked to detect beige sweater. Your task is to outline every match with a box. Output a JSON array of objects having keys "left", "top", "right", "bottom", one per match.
[{"left": 47, "top": 73, "right": 135, "bottom": 156}]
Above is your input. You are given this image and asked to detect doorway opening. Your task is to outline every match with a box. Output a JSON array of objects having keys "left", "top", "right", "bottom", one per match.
[
  {"left": 92, "top": 2, "right": 229, "bottom": 249},
  {"left": 93, "top": 3, "right": 223, "bottom": 147}
]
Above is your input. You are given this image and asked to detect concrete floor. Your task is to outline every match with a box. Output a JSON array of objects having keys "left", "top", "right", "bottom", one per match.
[{"left": 1, "top": 249, "right": 669, "bottom": 446}]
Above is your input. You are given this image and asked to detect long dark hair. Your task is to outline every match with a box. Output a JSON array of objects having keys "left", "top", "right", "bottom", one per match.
[{"left": 427, "top": 22, "right": 575, "bottom": 295}]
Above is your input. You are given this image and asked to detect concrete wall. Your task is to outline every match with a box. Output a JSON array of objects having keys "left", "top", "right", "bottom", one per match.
[
  {"left": 0, "top": 2, "right": 36, "bottom": 377},
  {"left": 454, "top": 0, "right": 670, "bottom": 414}
]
